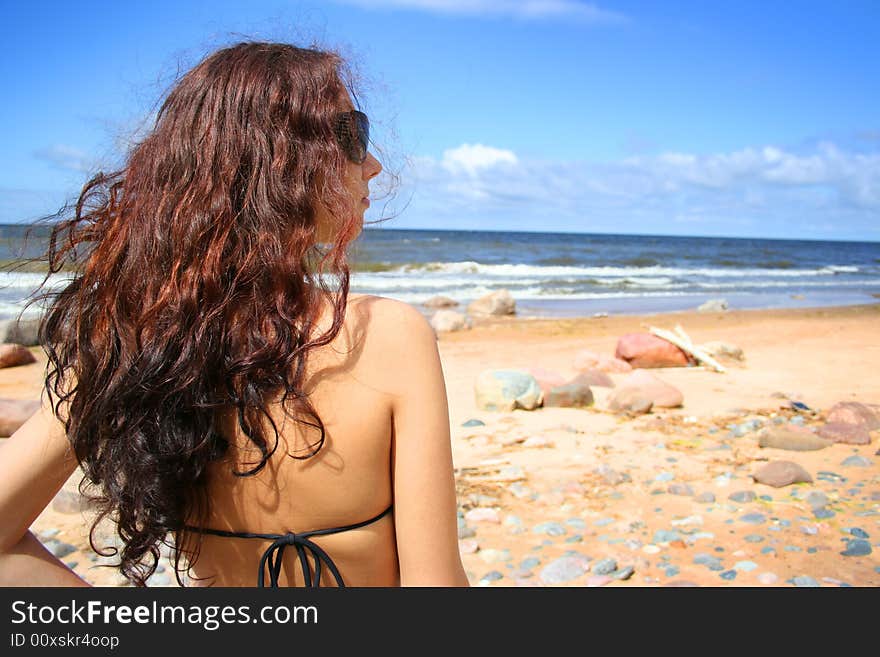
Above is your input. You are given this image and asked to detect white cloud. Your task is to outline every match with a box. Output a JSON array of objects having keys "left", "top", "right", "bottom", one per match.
[
  {"left": 399, "top": 141, "right": 880, "bottom": 239},
  {"left": 441, "top": 143, "right": 518, "bottom": 176},
  {"left": 33, "top": 144, "right": 94, "bottom": 173},
  {"left": 332, "top": 0, "right": 626, "bottom": 23}
]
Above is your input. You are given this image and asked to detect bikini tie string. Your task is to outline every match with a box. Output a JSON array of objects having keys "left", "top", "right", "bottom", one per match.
[{"left": 258, "top": 532, "right": 345, "bottom": 588}]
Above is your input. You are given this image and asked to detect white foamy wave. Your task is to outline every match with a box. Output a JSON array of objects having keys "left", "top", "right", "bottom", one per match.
[
  {"left": 0, "top": 271, "right": 75, "bottom": 291},
  {"left": 695, "top": 279, "right": 880, "bottom": 289},
  {"left": 819, "top": 265, "right": 859, "bottom": 274},
  {"left": 388, "top": 261, "right": 852, "bottom": 279}
]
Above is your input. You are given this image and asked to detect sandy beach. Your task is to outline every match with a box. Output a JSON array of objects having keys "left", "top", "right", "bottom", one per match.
[{"left": 4, "top": 301, "right": 879, "bottom": 587}]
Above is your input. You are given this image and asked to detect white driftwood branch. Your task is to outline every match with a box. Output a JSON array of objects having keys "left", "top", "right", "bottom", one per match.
[{"left": 647, "top": 325, "right": 728, "bottom": 373}]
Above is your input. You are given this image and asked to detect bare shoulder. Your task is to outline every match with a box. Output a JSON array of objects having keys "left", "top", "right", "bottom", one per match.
[{"left": 347, "top": 294, "right": 434, "bottom": 338}]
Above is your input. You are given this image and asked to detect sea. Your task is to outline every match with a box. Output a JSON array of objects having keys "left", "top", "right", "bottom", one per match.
[{"left": 1, "top": 224, "right": 879, "bottom": 321}]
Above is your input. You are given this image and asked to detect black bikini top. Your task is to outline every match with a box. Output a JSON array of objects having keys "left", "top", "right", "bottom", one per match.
[{"left": 184, "top": 505, "right": 393, "bottom": 588}]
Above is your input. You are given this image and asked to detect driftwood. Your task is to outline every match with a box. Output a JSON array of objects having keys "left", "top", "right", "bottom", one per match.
[{"left": 644, "top": 323, "right": 728, "bottom": 373}]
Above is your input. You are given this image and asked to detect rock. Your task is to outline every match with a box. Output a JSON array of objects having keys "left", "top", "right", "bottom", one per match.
[
  {"left": 615, "top": 370, "right": 684, "bottom": 408},
  {"left": 825, "top": 401, "right": 880, "bottom": 431},
  {"left": 422, "top": 295, "right": 459, "bottom": 309},
  {"left": 653, "top": 530, "right": 681, "bottom": 543},
  {"left": 805, "top": 491, "right": 829, "bottom": 509},
  {"left": 591, "top": 558, "right": 617, "bottom": 575},
  {"left": 699, "top": 340, "right": 744, "bottom": 361},
  {"left": 667, "top": 484, "right": 694, "bottom": 496},
  {"left": 757, "top": 572, "right": 779, "bottom": 585},
  {"left": 568, "top": 369, "right": 614, "bottom": 388},
  {"left": 817, "top": 422, "right": 871, "bottom": 445},
  {"left": 458, "top": 539, "right": 479, "bottom": 554},
  {"left": 612, "top": 566, "right": 635, "bottom": 580},
  {"left": 462, "top": 418, "right": 485, "bottom": 427},
  {"left": 728, "top": 491, "right": 756, "bottom": 503},
  {"left": 464, "top": 507, "right": 501, "bottom": 524},
  {"left": 697, "top": 298, "right": 729, "bottom": 313},
  {"left": 739, "top": 513, "right": 766, "bottom": 525},
  {"left": 429, "top": 309, "right": 472, "bottom": 333},
  {"left": 474, "top": 370, "right": 543, "bottom": 412},
  {"left": 0, "top": 398, "right": 41, "bottom": 437},
  {"left": 695, "top": 492, "right": 716, "bottom": 503},
  {"left": 586, "top": 575, "right": 613, "bottom": 587},
  {"left": 544, "top": 381, "right": 594, "bottom": 408},
  {"left": 751, "top": 461, "right": 813, "bottom": 488},
  {"left": 607, "top": 389, "right": 653, "bottom": 415},
  {"left": 532, "top": 522, "right": 567, "bottom": 536},
  {"left": 840, "top": 540, "right": 872, "bottom": 557},
  {"left": 0, "top": 317, "right": 42, "bottom": 347},
  {"left": 43, "top": 539, "right": 77, "bottom": 559},
  {"left": 467, "top": 289, "right": 516, "bottom": 316},
  {"left": 758, "top": 426, "right": 832, "bottom": 451},
  {"left": 841, "top": 455, "right": 873, "bottom": 467},
  {"left": 614, "top": 333, "right": 695, "bottom": 368},
  {"left": 791, "top": 576, "right": 821, "bottom": 587},
  {"left": 528, "top": 367, "right": 567, "bottom": 394},
  {"left": 539, "top": 556, "right": 589, "bottom": 584},
  {"left": 0, "top": 344, "right": 37, "bottom": 369}
]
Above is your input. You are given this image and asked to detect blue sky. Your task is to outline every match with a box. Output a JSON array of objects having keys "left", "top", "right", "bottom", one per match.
[{"left": 2, "top": 0, "right": 879, "bottom": 241}]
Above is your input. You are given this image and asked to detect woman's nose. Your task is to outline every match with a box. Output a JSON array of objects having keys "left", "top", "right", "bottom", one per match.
[{"left": 363, "top": 151, "right": 382, "bottom": 179}]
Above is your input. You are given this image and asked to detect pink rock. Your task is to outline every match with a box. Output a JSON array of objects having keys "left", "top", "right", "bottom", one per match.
[
  {"left": 817, "top": 421, "right": 871, "bottom": 445},
  {"left": 757, "top": 572, "right": 779, "bottom": 585},
  {"left": 586, "top": 575, "right": 613, "bottom": 587},
  {"left": 0, "top": 344, "right": 37, "bottom": 369},
  {"left": 597, "top": 355, "right": 633, "bottom": 373},
  {"left": 615, "top": 333, "right": 695, "bottom": 368},
  {"left": 825, "top": 401, "right": 880, "bottom": 431},
  {"left": 617, "top": 370, "right": 684, "bottom": 408},
  {"left": 458, "top": 539, "right": 479, "bottom": 554},
  {"left": 0, "top": 398, "right": 41, "bottom": 437},
  {"left": 751, "top": 461, "right": 813, "bottom": 488},
  {"left": 568, "top": 370, "right": 614, "bottom": 388},
  {"left": 464, "top": 507, "right": 501, "bottom": 523},
  {"left": 607, "top": 388, "right": 654, "bottom": 414},
  {"left": 528, "top": 367, "right": 567, "bottom": 394}
]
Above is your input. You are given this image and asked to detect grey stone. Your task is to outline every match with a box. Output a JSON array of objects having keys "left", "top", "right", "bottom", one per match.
[
  {"left": 611, "top": 566, "right": 635, "bottom": 580},
  {"left": 652, "top": 530, "right": 681, "bottom": 543},
  {"left": 539, "top": 556, "right": 588, "bottom": 584},
  {"left": 791, "top": 576, "right": 821, "bottom": 587},
  {"left": 728, "top": 491, "right": 756, "bottom": 503},
  {"left": 695, "top": 492, "right": 716, "bottom": 503},
  {"left": 840, "top": 540, "right": 872, "bottom": 557},
  {"left": 667, "top": 483, "right": 694, "bottom": 496},
  {"left": 532, "top": 521, "right": 567, "bottom": 536},
  {"left": 0, "top": 317, "right": 42, "bottom": 346},
  {"left": 462, "top": 418, "right": 485, "bottom": 427},
  {"left": 591, "top": 558, "right": 617, "bottom": 575},
  {"left": 739, "top": 513, "right": 767, "bottom": 525},
  {"left": 841, "top": 455, "right": 873, "bottom": 468},
  {"left": 43, "top": 539, "right": 77, "bottom": 559}
]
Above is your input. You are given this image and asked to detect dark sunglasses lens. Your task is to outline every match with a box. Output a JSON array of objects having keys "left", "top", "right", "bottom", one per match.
[{"left": 335, "top": 111, "right": 369, "bottom": 163}]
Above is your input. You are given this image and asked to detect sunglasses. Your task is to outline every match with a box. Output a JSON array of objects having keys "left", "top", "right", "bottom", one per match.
[{"left": 333, "top": 110, "right": 370, "bottom": 164}]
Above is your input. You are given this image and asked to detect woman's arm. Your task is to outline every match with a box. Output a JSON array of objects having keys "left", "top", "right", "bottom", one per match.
[
  {"left": 0, "top": 394, "right": 91, "bottom": 586},
  {"left": 383, "top": 301, "right": 469, "bottom": 586}
]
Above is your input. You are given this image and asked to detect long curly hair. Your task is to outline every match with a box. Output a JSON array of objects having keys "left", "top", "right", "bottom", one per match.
[{"left": 22, "top": 41, "right": 376, "bottom": 586}]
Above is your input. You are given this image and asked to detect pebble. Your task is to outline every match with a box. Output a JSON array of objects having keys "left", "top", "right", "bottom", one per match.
[
  {"left": 667, "top": 484, "right": 694, "bottom": 496},
  {"left": 733, "top": 561, "right": 758, "bottom": 572},
  {"left": 565, "top": 518, "right": 586, "bottom": 530},
  {"left": 757, "top": 572, "right": 779, "bottom": 585},
  {"left": 532, "top": 521, "right": 567, "bottom": 536},
  {"left": 714, "top": 474, "right": 732, "bottom": 487},
  {"left": 565, "top": 535, "right": 583, "bottom": 543},
  {"left": 642, "top": 545, "right": 661, "bottom": 554},
  {"left": 480, "top": 571, "right": 504, "bottom": 583},
  {"left": 695, "top": 492, "right": 716, "bottom": 503},
  {"left": 806, "top": 491, "right": 829, "bottom": 509},
  {"left": 784, "top": 545, "right": 802, "bottom": 552},
  {"left": 729, "top": 491, "right": 756, "bottom": 503},
  {"left": 458, "top": 526, "right": 476, "bottom": 539},
  {"left": 612, "top": 566, "right": 635, "bottom": 580},
  {"left": 800, "top": 525, "right": 819, "bottom": 535},
  {"left": 459, "top": 539, "right": 479, "bottom": 554},
  {"left": 591, "top": 558, "right": 617, "bottom": 575},
  {"left": 840, "top": 539, "right": 872, "bottom": 557},
  {"left": 739, "top": 513, "right": 767, "bottom": 525},
  {"left": 586, "top": 575, "right": 613, "bottom": 587},
  {"left": 520, "top": 557, "right": 541, "bottom": 570},
  {"left": 693, "top": 553, "right": 723, "bottom": 570},
  {"left": 761, "top": 547, "right": 777, "bottom": 556},
  {"left": 462, "top": 418, "right": 486, "bottom": 427},
  {"left": 43, "top": 539, "right": 77, "bottom": 560},
  {"left": 664, "top": 566, "right": 680, "bottom": 577},
  {"left": 814, "top": 508, "right": 835, "bottom": 519},
  {"left": 478, "top": 549, "right": 512, "bottom": 564},
  {"left": 745, "top": 534, "right": 765, "bottom": 543},
  {"left": 654, "top": 472, "right": 675, "bottom": 482},
  {"left": 593, "top": 518, "right": 614, "bottom": 527},
  {"left": 539, "top": 556, "right": 589, "bottom": 584},
  {"left": 841, "top": 455, "right": 873, "bottom": 467},
  {"left": 671, "top": 515, "right": 703, "bottom": 527},
  {"left": 720, "top": 570, "right": 737, "bottom": 580},
  {"left": 847, "top": 528, "right": 869, "bottom": 539},
  {"left": 653, "top": 530, "right": 682, "bottom": 544},
  {"left": 465, "top": 508, "right": 501, "bottom": 523},
  {"left": 791, "top": 576, "right": 821, "bottom": 587}
]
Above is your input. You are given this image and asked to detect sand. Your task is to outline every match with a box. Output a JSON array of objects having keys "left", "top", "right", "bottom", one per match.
[{"left": 4, "top": 302, "right": 879, "bottom": 587}]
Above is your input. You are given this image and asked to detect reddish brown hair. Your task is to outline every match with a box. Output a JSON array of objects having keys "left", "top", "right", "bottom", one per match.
[{"left": 27, "top": 41, "right": 371, "bottom": 586}]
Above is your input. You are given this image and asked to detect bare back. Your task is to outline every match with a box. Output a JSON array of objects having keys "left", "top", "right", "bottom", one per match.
[{"left": 187, "top": 293, "right": 401, "bottom": 587}]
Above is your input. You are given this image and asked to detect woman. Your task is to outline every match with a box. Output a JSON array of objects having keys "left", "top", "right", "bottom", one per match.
[{"left": 0, "top": 41, "right": 469, "bottom": 588}]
